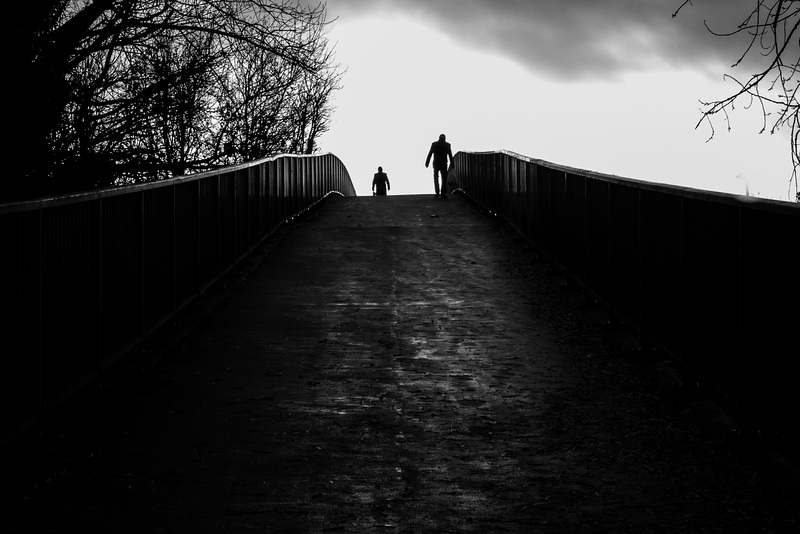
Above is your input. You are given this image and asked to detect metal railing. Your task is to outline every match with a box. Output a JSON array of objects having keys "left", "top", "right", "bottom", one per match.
[
  {"left": 0, "top": 153, "right": 355, "bottom": 445},
  {"left": 454, "top": 150, "right": 800, "bottom": 451}
]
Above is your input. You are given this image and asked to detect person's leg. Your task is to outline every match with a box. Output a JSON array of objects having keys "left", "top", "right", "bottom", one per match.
[
  {"left": 433, "top": 169, "right": 440, "bottom": 196},
  {"left": 441, "top": 168, "right": 448, "bottom": 198}
]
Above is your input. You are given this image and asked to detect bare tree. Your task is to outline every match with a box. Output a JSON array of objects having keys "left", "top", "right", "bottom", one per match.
[
  {"left": 287, "top": 62, "right": 343, "bottom": 155},
  {"left": 1, "top": 0, "right": 341, "bottom": 201},
  {"left": 675, "top": 0, "right": 800, "bottom": 201},
  {"left": 4, "top": 1, "right": 73, "bottom": 198},
  {"left": 215, "top": 38, "right": 305, "bottom": 163},
  {"left": 117, "top": 30, "right": 220, "bottom": 181}
]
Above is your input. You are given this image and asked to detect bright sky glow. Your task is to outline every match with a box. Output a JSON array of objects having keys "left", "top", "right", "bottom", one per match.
[{"left": 316, "top": 9, "right": 795, "bottom": 201}]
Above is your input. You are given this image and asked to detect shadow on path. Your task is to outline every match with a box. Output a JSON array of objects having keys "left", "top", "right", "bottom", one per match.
[{"left": 2, "top": 194, "right": 799, "bottom": 533}]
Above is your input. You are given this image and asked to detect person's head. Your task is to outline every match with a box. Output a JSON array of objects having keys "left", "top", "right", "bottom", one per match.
[
  {"left": 378, "top": 166, "right": 383, "bottom": 172},
  {"left": 439, "top": 134, "right": 446, "bottom": 142}
]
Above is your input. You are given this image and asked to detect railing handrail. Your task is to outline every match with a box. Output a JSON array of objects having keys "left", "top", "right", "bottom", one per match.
[
  {"left": 458, "top": 149, "right": 799, "bottom": 214},
  {"left": 0, "top": 152, "right": 355, "bottom": 447},
  {"left": 0, "top": 152, "right": 346, "bottom": 213},
  {"left": 454, "top": 149, "right": 800, "bottom": 453}
]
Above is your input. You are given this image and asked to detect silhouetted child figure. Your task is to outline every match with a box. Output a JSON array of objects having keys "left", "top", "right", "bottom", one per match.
[{"left": 372, "top": 166, "right": 390, "bottom": 196}]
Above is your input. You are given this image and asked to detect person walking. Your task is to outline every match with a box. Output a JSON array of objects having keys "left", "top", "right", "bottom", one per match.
[
  {"left": 425, "top": 133, "right": 454, "bottom": 198},
  {"left": 372, "top": 166, "right": 390, "bottom": 196}
]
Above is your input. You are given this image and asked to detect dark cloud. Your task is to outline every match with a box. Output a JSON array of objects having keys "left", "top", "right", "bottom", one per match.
[{"left": 324, "top": 0, "right": 759, "bottom": 81}]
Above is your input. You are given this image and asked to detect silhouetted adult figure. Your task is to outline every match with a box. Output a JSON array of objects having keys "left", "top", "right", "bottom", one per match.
[
  {"left": 372, "top": 166, "right": 390, "bottom": 196},
  {"left": 425, "top": 133, "right": 454, "bottom": 198}
]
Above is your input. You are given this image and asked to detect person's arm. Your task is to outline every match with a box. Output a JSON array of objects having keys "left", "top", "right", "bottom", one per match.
[{"left": 425, "top": 144, "right": 433, "bottom": 167}]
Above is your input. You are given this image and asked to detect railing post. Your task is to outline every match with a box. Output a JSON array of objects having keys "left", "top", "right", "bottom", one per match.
[
  {"left": 172, "top": 184, "right": 177, "bottom": 318},
  {"left": 139, "top": 190, "right": 146, "bottom": 343},
  {"left": 97, "top": 199, "right": 104, "bottom": 370},
  {"left": 37, "top": 208, "right": 44, "bottom": 417},
  {"left": 636, "top": 188, "right": 643, "bottom": 341}
]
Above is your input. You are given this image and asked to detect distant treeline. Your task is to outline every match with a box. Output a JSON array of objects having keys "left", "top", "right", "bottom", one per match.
[{"left": 2, "top": 1, "right": 341, "bottom": 201}]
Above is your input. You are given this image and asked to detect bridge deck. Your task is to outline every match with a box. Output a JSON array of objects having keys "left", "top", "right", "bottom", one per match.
[{"left": 3, "top": 194, "right": 799, "bottom": 532}]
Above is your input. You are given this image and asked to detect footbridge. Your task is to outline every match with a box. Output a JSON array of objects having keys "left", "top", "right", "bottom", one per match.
[{"left": 1, "top": 151, "right": 798, "bottom": 531}]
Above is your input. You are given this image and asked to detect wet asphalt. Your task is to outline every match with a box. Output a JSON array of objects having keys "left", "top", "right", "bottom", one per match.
[{"left": 2, "top": 193, "right": 799, "bottom": 533}]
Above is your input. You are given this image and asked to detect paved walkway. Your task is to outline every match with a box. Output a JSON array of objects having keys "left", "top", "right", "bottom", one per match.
[{"left": 2, "top": 194, "right": 799, "bottom": 533}]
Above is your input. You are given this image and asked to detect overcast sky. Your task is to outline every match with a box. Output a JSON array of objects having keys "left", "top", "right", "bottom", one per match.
[{"left": 315, "top": 0, "right": 795, "bottom": 200}]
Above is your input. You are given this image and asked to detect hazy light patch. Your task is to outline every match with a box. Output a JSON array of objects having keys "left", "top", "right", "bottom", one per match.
[
  {"left": 318, "top": 12, "right": 796, "bottom": 201},
  {"left": 320, "top": 15, "right": 475, "bottom": 195}
]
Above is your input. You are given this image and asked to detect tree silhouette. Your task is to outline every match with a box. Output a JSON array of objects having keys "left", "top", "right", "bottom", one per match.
[
  {"left": 675, "top": 0, "right": 800, "bottom": 200},
  {"left": 2, "top": 0, "right": 340, "bottom": 201}
]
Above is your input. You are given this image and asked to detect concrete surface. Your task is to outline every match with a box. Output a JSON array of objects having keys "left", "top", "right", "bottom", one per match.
[{"left": 2, "top": 193, "right": 799, "bottom": 533}]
